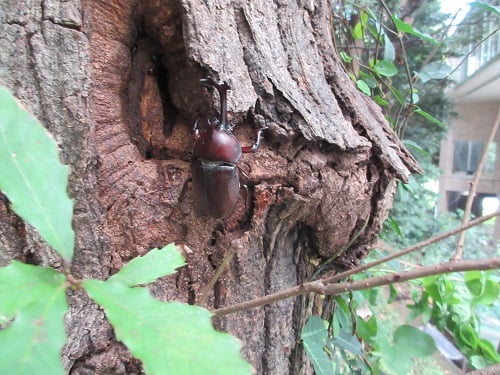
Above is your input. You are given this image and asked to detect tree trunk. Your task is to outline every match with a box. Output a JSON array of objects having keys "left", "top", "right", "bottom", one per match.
[{"left": 0, "top": 0, "right": 420, "bottom": 374}]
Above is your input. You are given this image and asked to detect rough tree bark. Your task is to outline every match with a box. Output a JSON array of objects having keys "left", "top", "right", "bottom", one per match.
[{"left": 0, "top": 0, "right": 421, "bottom": 374}]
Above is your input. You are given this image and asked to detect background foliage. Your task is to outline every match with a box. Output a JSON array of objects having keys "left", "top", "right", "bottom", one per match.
[{"left": 300, "top": 1, "right": 500, "bottom": 373}]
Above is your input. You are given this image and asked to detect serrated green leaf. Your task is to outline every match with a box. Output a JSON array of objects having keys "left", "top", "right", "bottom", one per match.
[
  {"left": 394, "top": 324, "right": 436, "bottom": 357},
  {"left": 0, "top": 88, "right": 74, "bottom": 263},
  {"left": 301, "top": 316, "right": 333, "bottom": 375},
  {"left": 108, "top": 243, "right": 186, "bottom": 287},
  {"left": 0, "top": 262, "right": 67, "bottom": 375},
  {"left": 84, "top": 279, "right": 251, "bottom": 375},
  {"left": 333, "top": 295, "right": 351, "bottom": 331}
]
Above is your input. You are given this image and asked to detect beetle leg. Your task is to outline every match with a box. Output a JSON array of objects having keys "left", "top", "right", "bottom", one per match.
[
  {"left": 237, "top": 161, "right": 251, "bottom": 180},
  {"left": 241, "top": 127, "right": 266, "bottom": 153},
  {"left": 193, "top": 118, "right": 201, "bottom": 138}
]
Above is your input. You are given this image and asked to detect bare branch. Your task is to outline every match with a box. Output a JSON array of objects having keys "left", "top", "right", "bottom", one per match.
[
  {"left": 319, "top": 258, "right": 500, "bottom": 296},
  {"left": 213, "top": 256, "right": 500, "bottom": 317},
  {"left": 323, "top": 210, "right": 499, "bottom": 285}
]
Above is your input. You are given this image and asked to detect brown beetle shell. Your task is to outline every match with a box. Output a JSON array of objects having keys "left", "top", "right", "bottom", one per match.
[{"left": 191, "top": 158, "right": 240, "bottom": 218}]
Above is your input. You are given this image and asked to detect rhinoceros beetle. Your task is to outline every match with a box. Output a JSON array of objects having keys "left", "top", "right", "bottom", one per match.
[{"left": 192, "top": 77, "right": 264, "bottom": 218}]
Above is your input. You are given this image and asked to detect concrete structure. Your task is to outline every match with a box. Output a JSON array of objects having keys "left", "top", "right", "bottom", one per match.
[{"left": 438, "top": 25, "right": 500, "bottom": 235}]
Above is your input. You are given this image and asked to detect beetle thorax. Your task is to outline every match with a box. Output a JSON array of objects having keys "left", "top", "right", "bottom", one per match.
[{"left": 193, "top": 125, "right": 242, "bottom": 163}]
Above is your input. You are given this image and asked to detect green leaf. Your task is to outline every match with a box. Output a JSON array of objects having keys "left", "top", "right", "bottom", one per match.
[
  {"left": 301, "top": 316, "right": 334, "bottom": 375},
  {"left": 475, "top": 279, "right": 499, "bottom": 305},
  {"left": 470, "top": 355, "right": 490, "bottom": 369},
  {"left": 394, "top": 324, "right": 436, "bottom": 357},
  {"left": 339, "top": 51, "right": 353, "bottom": 64},
  {"left": 333, "top": 296, "right": 352, "bottom": 331},
  {"left": 374, "top": 95, "right": 388, "bottom": 106},
  {"left": 415, "top": 62, "right": 452, "bottom": 83},
  {"left": 0, "top": 88, "right": 74, "bottom": 263},
  {"left": 393, "top": 18, "right": 437, "bottom": 44},
  {"left": 352, "top": 22, "right": 363, "bottom": 40},
  {"left": 373, "top": 60, "right": 397, "bottom": 77},
  {"left": 465, "top": 272, "right": 500, "bottom": 305},
  {"left": 402, "top": 139, "right": 430, "bottom": 157},
  {"left": 359, "top": 71, "right": 378, "bottom": 88},
  {"left": 379, "top": 343, "right": 412, "bottom": 375},
  {"left": 477, "top": 338, "right": 500, "bottom": 363},
  {"left": 383, "top": 33, "right": 395, "bottom": 62},
  {"left": 456, "top": 324, "right": 479, "bottom": 350},
  {"left": 84, "top": 279, "right": 251, "bottom": 375},
  {"left": 387, "top": 284, "right": 397, "bottom": 304},
  {"left": 0, "top": 262, "right": 67, "bottom": 375},
  {"left": 466, "top": 276, "right": 484, "bottom": 297},
  {"left": 356, "top": 80, "right": 371, "bottom": 96},
  {"left": 108, "top": 243, "right": 186, "bottom": 287},
  {"left": 414, "top": 107, "right": 446, "bottom": 129},
  {"left": 386, "top": 216, "right": 402, "bottom": 237},
  {"left": 356, "top": 315, "right": 377, "bottom": 342},
  {"left": 332, "top": 329, "right": 363, "bottom": 355}
]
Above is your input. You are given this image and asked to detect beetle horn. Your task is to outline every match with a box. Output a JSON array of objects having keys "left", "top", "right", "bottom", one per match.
[{"left": 200, "top": 77, "right": 230, "bottom": 129}]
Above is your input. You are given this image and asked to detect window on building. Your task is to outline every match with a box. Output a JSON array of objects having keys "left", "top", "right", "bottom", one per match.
[{"left": 452, "top": 141, "right": 496, "bottom": 175}]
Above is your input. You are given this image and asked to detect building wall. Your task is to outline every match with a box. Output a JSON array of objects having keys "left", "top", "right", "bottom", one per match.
[{"left": 439, "top": 100, "right": 500, "bottom": 235}]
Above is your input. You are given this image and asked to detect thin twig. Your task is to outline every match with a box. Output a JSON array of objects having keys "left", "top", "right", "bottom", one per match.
[
  {"left": 453, "top": 106, "right": 500, "bottom": 261},
  {"left": 324, "top": 210, "right": 499, "bottom": 285},
  {"left": 447, "top": 27, "right": 500, "bottom": 79},
  {"left": 320, "top": 258, "right": 500, "bottom": 295},
  {"left": 214, "top": 256, "right": 500, "bottom": 317},
  {"left": 213, "top": 212, "right": 499, "bottom": 316},
  {"left": 198, "top": 240, "right": 241, "bottom": 306}
]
